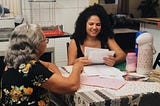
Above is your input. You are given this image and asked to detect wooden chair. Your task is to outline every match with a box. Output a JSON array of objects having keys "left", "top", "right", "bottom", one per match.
[{"left": 153, "top": 53, "right": 160, "bottom": 69}]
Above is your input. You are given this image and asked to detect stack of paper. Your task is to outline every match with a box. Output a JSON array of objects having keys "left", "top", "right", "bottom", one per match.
[
  {"left": 63, "top": 65, "right": 125, "bottom": 79},
  {"left": 62, "top": 65, "right": 126, "bottom": 89},
  {"left": 83, "top": 65, "right": 125, "bottom": 80},
  {"left": 84, "top": 47, "right": 115, "bottom": 64}
]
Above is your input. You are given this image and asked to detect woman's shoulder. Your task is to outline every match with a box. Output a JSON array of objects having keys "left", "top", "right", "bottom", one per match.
[
  {"left": 107, "top": 37, "right": 116, "bottom": 43},
  {"left": 69, "top": 39, "right": 77, "bottom": 47},
  {"left": 18, "top": 60, "right": 40, "bottom": 74}
]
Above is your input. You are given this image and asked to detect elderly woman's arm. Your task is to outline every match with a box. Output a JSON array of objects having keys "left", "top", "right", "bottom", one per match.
[
  {"left": 68, "top": 39, "right": 92, "bottom": 65},
  {"left": 42, "top": 61, "right": 84, "bottom": 94},
  {"left": 40, "top": 60, "right": 61, "bottom": 75}
]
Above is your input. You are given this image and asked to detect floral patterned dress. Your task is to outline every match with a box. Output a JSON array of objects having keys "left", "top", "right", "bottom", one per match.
[{"left": 1, "top": 60, "right": 53, "bottom": 106}]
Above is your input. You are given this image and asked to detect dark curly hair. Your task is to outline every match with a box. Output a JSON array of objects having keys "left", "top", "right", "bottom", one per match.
[{"left": 73, "top": 4, "right": 114, "bottom": 45}]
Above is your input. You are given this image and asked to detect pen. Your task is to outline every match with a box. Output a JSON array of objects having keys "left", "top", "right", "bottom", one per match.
[{"left": 61, "top": 66, "right": 70, "bottom": 74}]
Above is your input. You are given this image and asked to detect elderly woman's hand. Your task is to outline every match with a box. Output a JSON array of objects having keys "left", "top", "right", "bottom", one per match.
[
  {"left": 75, "top": 57, "right": 92, "bottom": 66},
  {"left": 103, "top": 55, "right": 116, "bottom": 67},
  {"left": 73, "top": 61, "right": 84, "bottom": 73}
]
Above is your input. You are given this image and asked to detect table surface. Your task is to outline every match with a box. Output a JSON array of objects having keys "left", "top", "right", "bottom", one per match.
[{"left": 56, "top": 66, "right": 160, "bottom": 106}]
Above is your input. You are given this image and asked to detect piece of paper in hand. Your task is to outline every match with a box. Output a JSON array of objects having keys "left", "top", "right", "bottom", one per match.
[{"left": 84, "top": 47, "right": 115, "bottom": 63}]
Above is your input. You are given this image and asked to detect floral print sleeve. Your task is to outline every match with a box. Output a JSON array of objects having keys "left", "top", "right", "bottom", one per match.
[
  {"left": 28, "top": 61, "right": 53, "bottom": 86},
  {"left": 1, "top": 60, "right": 53, "bottom": 106}
]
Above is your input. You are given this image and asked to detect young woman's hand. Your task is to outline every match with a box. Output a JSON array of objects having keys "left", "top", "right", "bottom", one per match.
[{"left": 103, "top": 55, "right": 116, "bottom": 67}]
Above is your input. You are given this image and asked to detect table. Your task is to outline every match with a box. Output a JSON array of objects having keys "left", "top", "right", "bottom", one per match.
[
  {"left": 71, "top": 82, "right": 160, "bottom": 106},
  {"left": 51, "top": 66, "right": 160, "bottom": 106}
]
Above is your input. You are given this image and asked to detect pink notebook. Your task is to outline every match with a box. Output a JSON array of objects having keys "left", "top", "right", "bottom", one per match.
[{"left": 81, "top": 76, "right": 126, "bottom": 90}]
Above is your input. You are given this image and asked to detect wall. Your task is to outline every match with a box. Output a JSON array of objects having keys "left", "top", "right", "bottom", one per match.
[
  {"left": 21, "top": 0, "right": 89, "bottom": 33},
  {"left": 99, "top": 0, "right": 143, "bottom": 18},
  {"left": 157, "top": 0, "right": 160, "bottom": 17},
  {"left": 100, "top": 0, "right": 160, "bottom": 18},
  {"left": 129, "top": 0, "right": 160, "bottom": 18},
  {"left": 1, "top": 0, "right": 159, "bottom": 32},
  {"left": 129, "top": 0, "right": 142, "bottom": 18}
]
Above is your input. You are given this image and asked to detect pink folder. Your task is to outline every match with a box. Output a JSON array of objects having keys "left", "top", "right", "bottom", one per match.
[{"left": 81, "top": 76, "right": 126, "bottom": 90}]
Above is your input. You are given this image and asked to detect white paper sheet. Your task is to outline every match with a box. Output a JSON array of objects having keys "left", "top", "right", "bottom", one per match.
[
  {"left": 84, "top": 47, "right": 115, "bottom": 64},
  {"left": 62, "top": 65, "right": 126, "bottom": 89},
  {"left": 62, "top": 65, "right": 126, "bottom": 80},
  {"left": 83, "top": 65, "right": 125, "bottom": 80}
]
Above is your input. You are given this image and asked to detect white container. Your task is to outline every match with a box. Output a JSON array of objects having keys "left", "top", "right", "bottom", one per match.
[{"left": 136, "top": 32, "right": 155, "bottom": 75}]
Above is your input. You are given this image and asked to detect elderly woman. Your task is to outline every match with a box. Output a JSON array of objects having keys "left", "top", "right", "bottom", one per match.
[{"left": 1, "top": 23, "right": 83, "bottom": 106}]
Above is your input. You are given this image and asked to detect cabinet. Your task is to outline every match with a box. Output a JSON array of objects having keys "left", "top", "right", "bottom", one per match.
[
  {"left": 0, "top": 18, "right": 15, "bottom": 28},
  {"left": 54, "top": 37, "right": 70, "bottom": 66},
  {"left": 47, "top": 37, "right": 70, "bottom": 66}
]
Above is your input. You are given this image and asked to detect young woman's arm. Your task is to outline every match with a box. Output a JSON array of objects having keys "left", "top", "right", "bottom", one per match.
[{"left": 107, "top": 38, "right": 126, "bottom": 64}]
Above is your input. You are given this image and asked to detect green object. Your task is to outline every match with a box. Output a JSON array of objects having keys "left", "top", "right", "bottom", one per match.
[{"left": 114, "top": 62, "right": 126, "bottom": 71}]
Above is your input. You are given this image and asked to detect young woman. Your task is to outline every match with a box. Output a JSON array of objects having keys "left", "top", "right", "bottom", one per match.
[{"left": 68, "top": 4, "right": 126, "bottom": 66}]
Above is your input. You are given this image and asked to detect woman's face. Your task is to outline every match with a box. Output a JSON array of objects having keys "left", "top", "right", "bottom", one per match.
[
  {"left": 86, "top": 15, "right": 101, "bottom": 38},
  {"left": 37, "top": 36, "right": 48, "bottom": 57}
]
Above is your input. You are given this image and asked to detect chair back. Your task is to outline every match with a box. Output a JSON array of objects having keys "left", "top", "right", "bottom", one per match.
[{"left": 153, "top": 53, "right": 160, "bottom": 69}]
